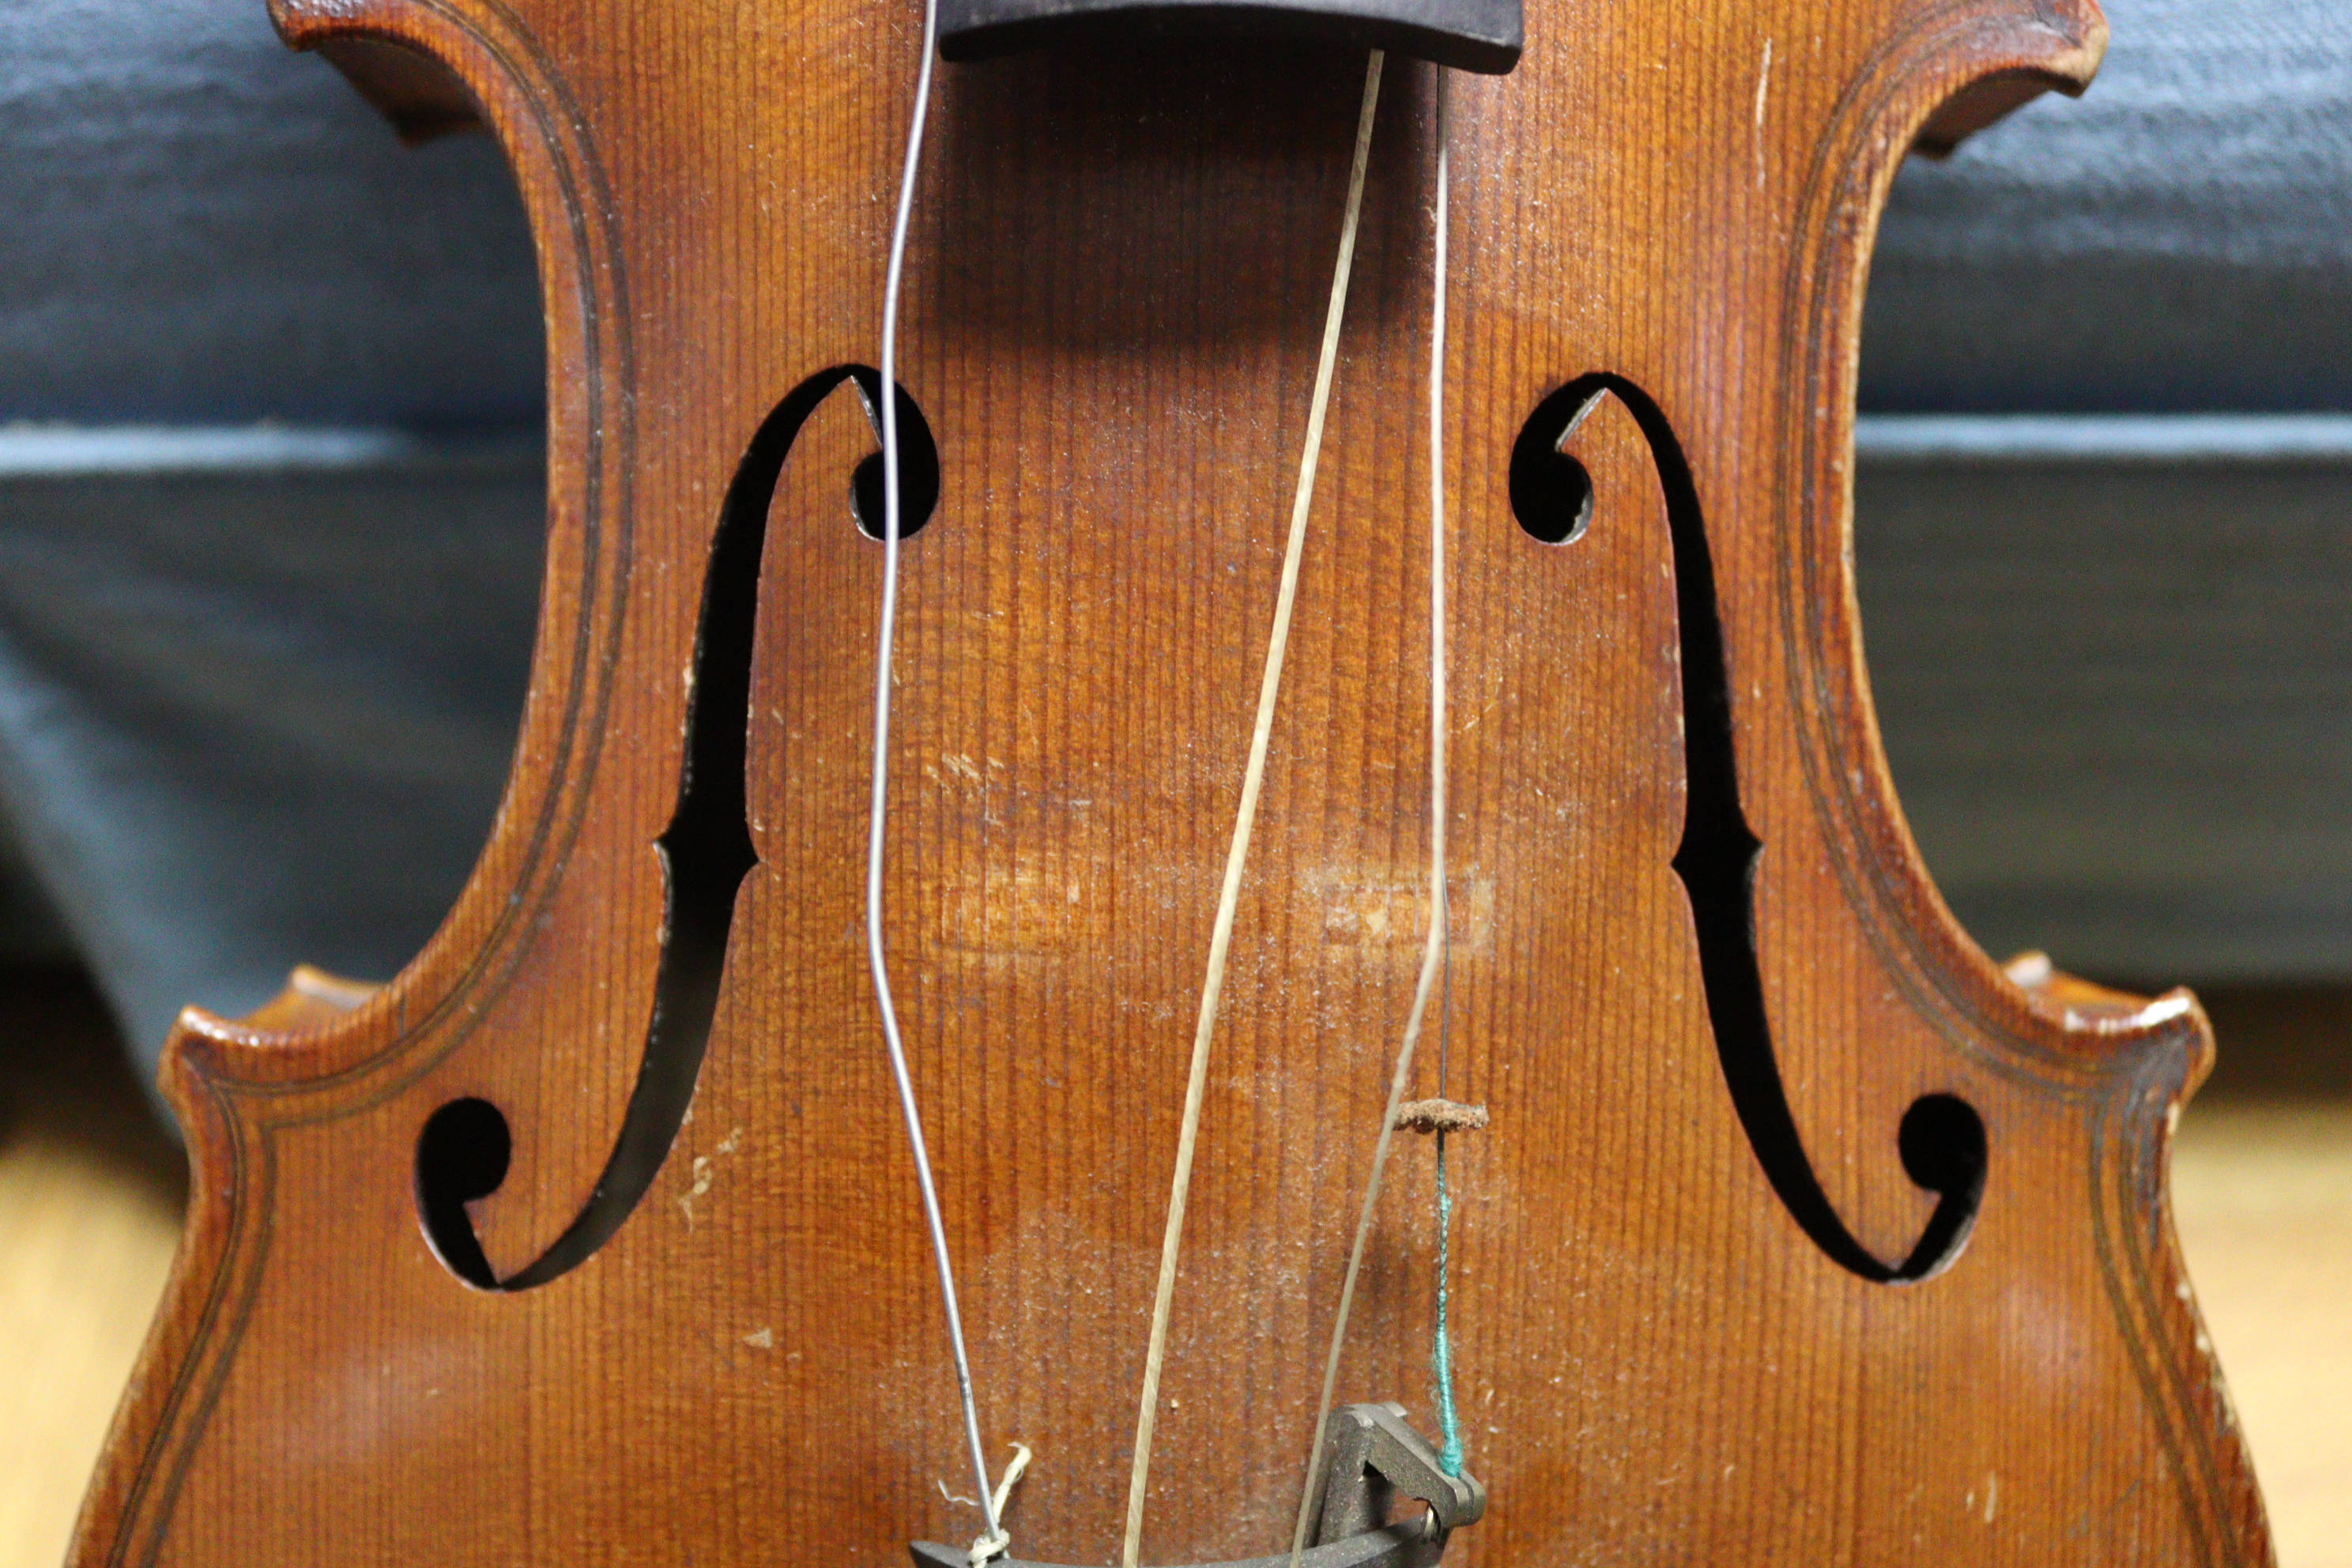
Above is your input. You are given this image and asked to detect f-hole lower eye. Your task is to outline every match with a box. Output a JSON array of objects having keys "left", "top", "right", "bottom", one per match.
[
  {"left": 1894, "top": 1092, "right": 1989, "bottom": 1279},
  {"left": 1899, "top": 1093, "right": 1988, "bottom": 1201},
  {"left": 848, "top": 378, "right": 941, "bottom": 540},
  {"left": 416, "top": 1096, "right": 513, "bottom": 1290}
]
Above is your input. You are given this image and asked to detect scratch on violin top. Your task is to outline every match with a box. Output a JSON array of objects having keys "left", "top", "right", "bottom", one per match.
[
  {"left": 677, "top": 1126, "right": 742, "bottom": 1227},
  {"left": 1753, "top": 40, "right": 1774, "bottom": 190}
]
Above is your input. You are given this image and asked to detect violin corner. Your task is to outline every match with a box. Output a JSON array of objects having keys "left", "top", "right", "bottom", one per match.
[{"left": 1901, "top": 0, "right": 2108, "bottom": 160}]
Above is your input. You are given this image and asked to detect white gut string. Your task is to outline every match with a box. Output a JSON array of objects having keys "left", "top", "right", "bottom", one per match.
[{"left": 1121, "top": 49, "right": 1389, "bottom": 1568}]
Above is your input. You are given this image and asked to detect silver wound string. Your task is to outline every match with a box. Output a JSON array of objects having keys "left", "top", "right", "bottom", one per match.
[
  {"left": 1121, "top": 50, "right": 1388, "bottom": 1568},
  {"left": 869, "top": 0, "right": 1004, "bottom": 1555},
  {"left": 1287, "top": 62, "right": 1451, "bottom": 1568}
]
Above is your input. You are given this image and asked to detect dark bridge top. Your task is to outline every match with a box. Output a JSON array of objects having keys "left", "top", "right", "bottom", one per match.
[{"left": 937, "top": 0, "right": 1523, "bottom": 74}]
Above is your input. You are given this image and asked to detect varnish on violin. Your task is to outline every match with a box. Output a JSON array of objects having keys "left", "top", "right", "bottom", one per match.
[{"left": 74, "top": 0, "right": 2273, "bottom": 1562}]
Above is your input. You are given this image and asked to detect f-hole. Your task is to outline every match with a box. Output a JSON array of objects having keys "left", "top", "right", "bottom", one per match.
[
  {"left": 1517, "top": 373, "right": 1988, "bottom": 1283},
  {"left": 413, "top": 364, "right": 938, "bottom": 1288}
]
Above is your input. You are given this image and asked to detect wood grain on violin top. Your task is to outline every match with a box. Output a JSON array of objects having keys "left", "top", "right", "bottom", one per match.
[{"left": 72, "top": 0, "right": 2271, "bottom": 1563}]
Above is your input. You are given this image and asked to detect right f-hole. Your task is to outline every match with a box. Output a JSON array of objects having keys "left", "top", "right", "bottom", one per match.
[{"left": 1515, "top": 373, "right": 1988, "bottom": 1285}]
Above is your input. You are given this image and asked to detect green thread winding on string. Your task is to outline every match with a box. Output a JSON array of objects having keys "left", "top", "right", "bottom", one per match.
[{"left": 1431, "top": 1132, "right": 1465, "bottom": 1478}]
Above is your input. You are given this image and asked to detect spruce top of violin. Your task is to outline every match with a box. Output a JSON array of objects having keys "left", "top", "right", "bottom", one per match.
[{"left": 74, "top": 0, "right": 2272, "bottom": 1564}]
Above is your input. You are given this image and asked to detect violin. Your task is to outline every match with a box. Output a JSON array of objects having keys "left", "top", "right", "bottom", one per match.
[{"left": 74, "top": 0, "right": 2273, "bottom": 1561}]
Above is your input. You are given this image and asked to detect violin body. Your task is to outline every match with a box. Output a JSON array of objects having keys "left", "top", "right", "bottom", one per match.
[{"left": 74, "top": 0, "right": 2271, "bottom": 1562}]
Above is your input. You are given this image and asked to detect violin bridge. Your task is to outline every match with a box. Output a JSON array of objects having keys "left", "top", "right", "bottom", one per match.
[{"left": 908, "top": 1404, "right": 1484, "bottom": 1568}]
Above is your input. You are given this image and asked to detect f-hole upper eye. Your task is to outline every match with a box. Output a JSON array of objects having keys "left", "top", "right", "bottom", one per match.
[
  {"left": 1509, "top": 397, "right": 1597, "bottom": 544},
  {"left": 846, "top": 371, "right": 941, "bottom": 541}
]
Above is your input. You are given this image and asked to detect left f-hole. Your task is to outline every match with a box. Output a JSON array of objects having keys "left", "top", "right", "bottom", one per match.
[{"left": 410, "top": 364, "right": 938, "bottom": 1291}]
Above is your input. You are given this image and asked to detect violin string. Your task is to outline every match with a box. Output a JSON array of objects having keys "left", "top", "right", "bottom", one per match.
[
  {"left": 1423, "top": 63, "right": 1466, "bottom": 1483},
  {"left": 1435, "top": 884, "right": 1457, "bottom": 1475},
  {"left": 1430, "top": 1135, "right": 1464, "bottom": 1476},
  {"left": 1287, "top": 61, "right": 1452, "bottom": 1568},
  {"left": 1120, "top": 50, "right": 1387, "bottom": 1568},
  {"left": 869, "top": 0, "right": 1006, "bottom": 1555}
]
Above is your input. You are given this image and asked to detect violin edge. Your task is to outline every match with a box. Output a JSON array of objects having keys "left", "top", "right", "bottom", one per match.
[
  {"left": 69, "top": 0, "right": 645, "bottom": 1555},
  {"left": 1767, "top": 6, "right": 2268, "bottom": 1555}
]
